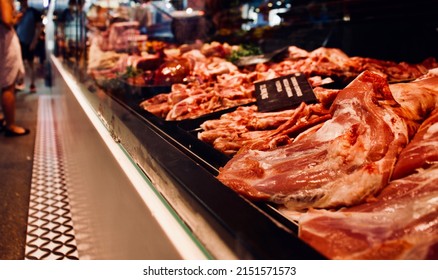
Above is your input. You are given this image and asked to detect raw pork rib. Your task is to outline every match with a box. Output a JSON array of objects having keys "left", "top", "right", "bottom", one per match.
[
  {"left": 217, "top": 71, "right": 409, "bottom": 210},
  {"left": 298, "top": 165, "right": 438, "bottom": 260},
  {"left": 197, "top": 87, "right": 339, "bottom": 156},
  {"left": 392, "top": 108, "right": 438, "bottom": 180},
  {"left": 198, "top": 103, "right": 331, "bottom": 156}
]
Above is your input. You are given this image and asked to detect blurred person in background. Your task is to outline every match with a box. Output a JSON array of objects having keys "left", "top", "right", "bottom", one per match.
[
  {"left": 57, "top": 0, "right": 85, "bottom": 60},
  {"left": 16, "top": 0, "right": 42, "bottom": 93},
  {"left": 0, "top": 0, "right": 30, "bottom": 136}
]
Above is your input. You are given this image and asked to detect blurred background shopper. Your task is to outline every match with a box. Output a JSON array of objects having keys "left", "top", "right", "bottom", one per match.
[{"left": 16, "top": 0, "right": 43, "bottom": 93}]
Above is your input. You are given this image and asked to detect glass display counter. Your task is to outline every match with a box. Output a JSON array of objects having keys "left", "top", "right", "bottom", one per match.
[
  {"left": 45, "top": 0, "right": 324, "bottom": 259},
  {"left": 44, "top": 0, "right": 438, "bottom": 260}
]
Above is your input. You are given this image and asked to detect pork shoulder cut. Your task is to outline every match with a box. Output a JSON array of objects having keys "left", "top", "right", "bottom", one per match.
[{"left": 217, "top": 71, "right": 409, "bottom": 210}]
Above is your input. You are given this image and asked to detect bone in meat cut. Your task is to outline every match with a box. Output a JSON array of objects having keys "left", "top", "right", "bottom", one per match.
[{"left": 217, "top": 71, "right": 409, "bottom": 210}]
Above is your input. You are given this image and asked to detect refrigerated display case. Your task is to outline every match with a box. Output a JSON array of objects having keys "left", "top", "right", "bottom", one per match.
[
  {"left": 45, "top": 0, "right": 438, "bottom": 259},
  {"left": 46, "top": 0, "right": 326, "bottom": 259}
]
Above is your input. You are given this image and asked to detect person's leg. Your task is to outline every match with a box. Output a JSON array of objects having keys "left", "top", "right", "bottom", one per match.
[
  {"left": 1, "top": 83, "right": 29, "bottom": 135},
  {"left": 21, "top": 43, "right": 37, "bottom": 93},
  {"left": 1, "top": 84, "right": 17, "bottom": 127},
  {"left": 29, "top": 57, "right": 36, "bottom": 93},
  {"left": 17, "top": 43, "right": 29, "bottom": 91}
]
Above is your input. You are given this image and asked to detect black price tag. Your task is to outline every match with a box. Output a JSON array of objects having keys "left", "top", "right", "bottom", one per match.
[{"left": 254, "top": 73, "right": 317, "bottom": 112}]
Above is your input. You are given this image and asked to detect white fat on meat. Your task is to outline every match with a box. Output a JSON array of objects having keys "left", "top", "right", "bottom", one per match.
[
  {"left": 314, "top": 98, "right": 361, "bottom": 142},
  {"left": 427, "top": 122, "right": 438, "bottom": 136}
]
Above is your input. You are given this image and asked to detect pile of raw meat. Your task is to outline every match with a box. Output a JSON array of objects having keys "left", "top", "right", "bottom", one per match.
[
  {"left": 139, "top": 44, "right": 433, "bottom": 121},
  {"left": 139, "top": 43, "right": 437, "bottom": 259},
  {"left": 198, "top": 87, "right": 338, "bottom": 155},
  {"left": 139, "top": 43, "right": 257, "bottom": 121},
  {"left": 90, "top": 38, "right": 438, "bottom": 258},
  {"left": 216, "top": 69, "right": 438, "bottom": 259}
]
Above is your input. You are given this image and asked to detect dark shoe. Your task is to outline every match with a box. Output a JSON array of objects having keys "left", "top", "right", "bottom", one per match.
[
  {"left": 4, "top": 128, "right": 30, "bottom": 137},
  {"left": 0, "top": 119, "right": 5, "bottom": 132},
  {"left": 30, "top": 84, "right": 37, "bottom": 93}
]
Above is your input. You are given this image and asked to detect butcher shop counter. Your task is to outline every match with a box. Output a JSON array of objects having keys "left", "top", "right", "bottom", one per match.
[{"left": 49, "top": 55, "right": 324, "bottom": 260}]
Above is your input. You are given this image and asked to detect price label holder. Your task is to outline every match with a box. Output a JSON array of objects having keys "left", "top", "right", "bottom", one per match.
[{"left": 254, "top": 73, "right": 317, "bottom": 112}]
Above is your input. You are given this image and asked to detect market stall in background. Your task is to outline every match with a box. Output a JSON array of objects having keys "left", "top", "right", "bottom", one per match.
[{"left": 45, "top": 0, "right": 438, "bottom": 259}]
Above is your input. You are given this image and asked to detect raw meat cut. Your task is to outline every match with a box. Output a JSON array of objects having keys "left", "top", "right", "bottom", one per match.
[
  {"left": 268, "top": 46, "right": 429, "bottom": 84},
  {"left": 392, "top": 108, "right": 438, "bottom": 180},
  {"left": 138, "top": 43, "right": 433, "bottom": 121},
  {"left": 217, "top": 71, "right": 409, "bottom": 210},
  {"left": 298, "top": 164, "right": 438, "bottom": 260},
  {"left": 198, "top": 87, "right": 338, "bottom": 155},
  {"left": 390, "top": 75, "right": 438, "bottom": 124},
  {"left": 108, "top": 22, "right": 140, "bottom": 52},
  {"left": 198, "top": 103, "right": 331, "bottom": 155}
]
